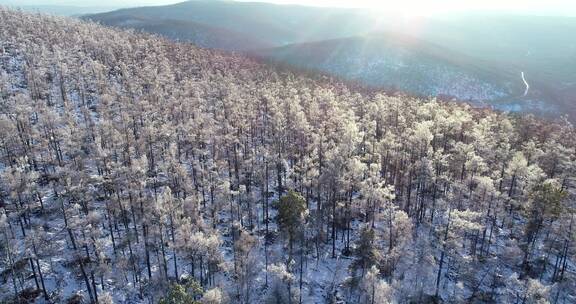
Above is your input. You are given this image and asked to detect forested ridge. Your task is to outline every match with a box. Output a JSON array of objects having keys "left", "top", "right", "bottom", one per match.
[{"left": 0, "top": 8, "right": 575, "bottom": 304}]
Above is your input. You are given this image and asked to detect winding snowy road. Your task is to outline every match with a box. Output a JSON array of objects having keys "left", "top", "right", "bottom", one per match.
[{"left": 521, "top": 71, "right": 530, "bottom": 96}]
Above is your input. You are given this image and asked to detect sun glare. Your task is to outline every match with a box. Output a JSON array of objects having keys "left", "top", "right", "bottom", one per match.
[{"left": 370, "top": 2, "right": 447, "bottom": 17}]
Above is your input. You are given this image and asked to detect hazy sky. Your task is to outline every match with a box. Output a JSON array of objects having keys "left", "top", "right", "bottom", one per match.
[{"left": 1, "top": 0, "right": 575, "bottom": 16}]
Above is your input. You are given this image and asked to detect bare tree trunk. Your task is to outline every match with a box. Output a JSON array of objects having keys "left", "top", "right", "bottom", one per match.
[{"left": 435, "top": 208, "right": 452, "bottom": 299}]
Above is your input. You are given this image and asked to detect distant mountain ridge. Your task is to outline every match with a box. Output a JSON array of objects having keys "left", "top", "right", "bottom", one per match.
[
  {"left": 84, "top": 0, "right": 377, "bottom": 47},
  {"left": 5, "top": 4, "right": 120, "bottom": 16}
]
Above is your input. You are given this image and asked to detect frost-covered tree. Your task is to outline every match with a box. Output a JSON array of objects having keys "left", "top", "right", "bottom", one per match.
[{"left": 359, "top": 266, "right": 393, "bottom": 304}]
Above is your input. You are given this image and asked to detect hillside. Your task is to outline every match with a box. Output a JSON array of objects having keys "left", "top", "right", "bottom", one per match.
[
  {"left": 254, "top": 33, "right": 543, "bottom": 111},
  {"left": 1, "top": 7, "right": 575, "bottom": 304},
  {"left": 84, "top": 1, "right": 576, "bottom": 121},
  {"left": 416, "top": 14, "right": 576, "bottom": 117},
  {"left": 87, "top": 13, "right": 272, "bottom": 50}
]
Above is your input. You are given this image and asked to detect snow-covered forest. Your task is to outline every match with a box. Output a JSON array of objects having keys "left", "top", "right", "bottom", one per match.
[{"left": 0, "top": 8, "right": 575, "bottom": 304}]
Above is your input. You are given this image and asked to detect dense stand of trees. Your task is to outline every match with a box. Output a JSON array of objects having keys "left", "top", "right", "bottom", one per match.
[{"left": 0, "top": 8, "right": 575, "bottom": 304}]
